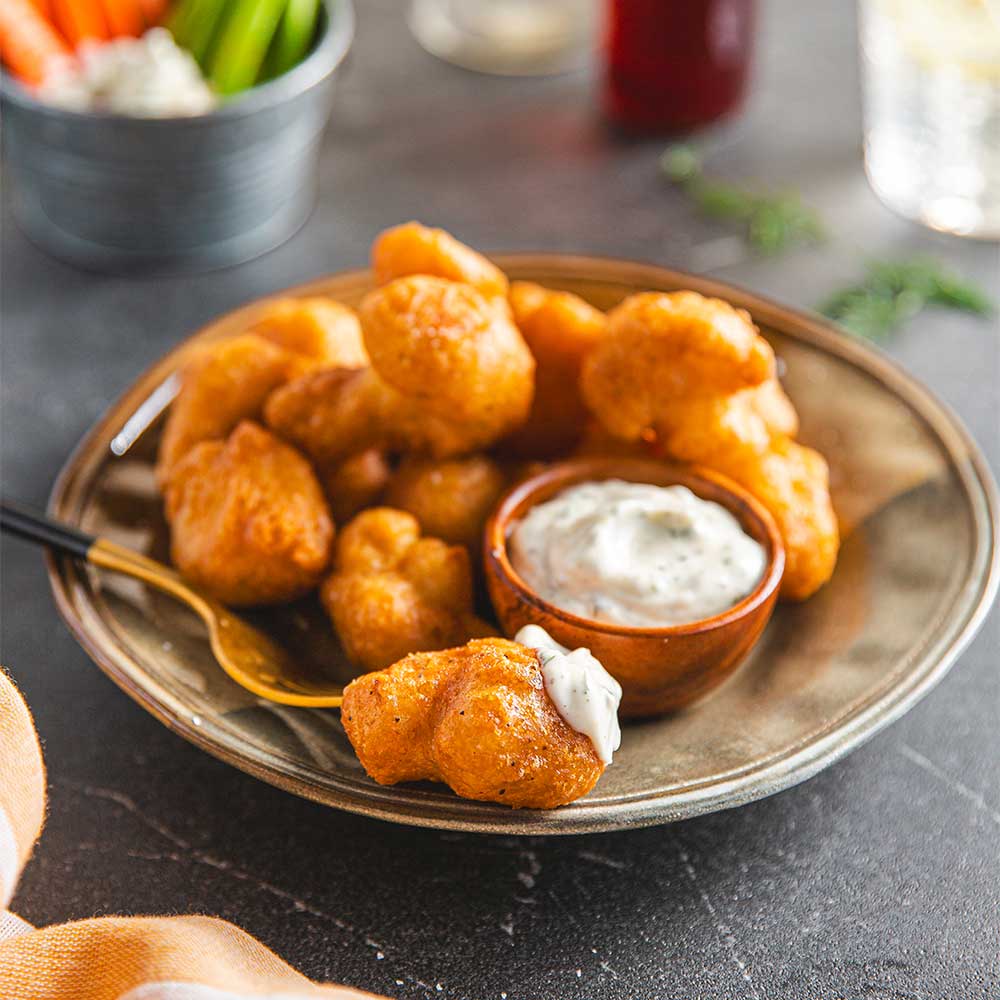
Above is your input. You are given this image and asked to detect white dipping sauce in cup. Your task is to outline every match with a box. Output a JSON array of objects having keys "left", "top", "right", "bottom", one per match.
[{"left": 510, "top": 480, "right": 766, "bottom": 628}]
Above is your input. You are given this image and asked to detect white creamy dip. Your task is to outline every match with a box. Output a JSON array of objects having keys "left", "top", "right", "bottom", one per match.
[
  {"left": 37, "top": 29, "right": 216, "bottom": 117},
  {"left": 510, "top": 480, "right": 766, "bottom": 628},
  {"left": 515, "top": 624, "right": 622, "bottom": 765}
]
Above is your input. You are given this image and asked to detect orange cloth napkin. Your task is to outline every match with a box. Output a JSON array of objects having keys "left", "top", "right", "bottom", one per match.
[{"left": 0, "top": 668, "right": 384, "bottom": 999}]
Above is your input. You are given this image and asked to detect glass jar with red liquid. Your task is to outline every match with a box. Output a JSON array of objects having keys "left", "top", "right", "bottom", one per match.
[{"left": 604, "top": 0, "right": 756, "bottom": 132}]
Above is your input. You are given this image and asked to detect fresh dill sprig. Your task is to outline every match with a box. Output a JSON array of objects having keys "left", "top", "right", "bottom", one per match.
[
  {"left": 820, "top": 258, "right": 994, "bottom": 340},
  {"left": 660, "top": 144, "right": 826, "bottom": 255}
]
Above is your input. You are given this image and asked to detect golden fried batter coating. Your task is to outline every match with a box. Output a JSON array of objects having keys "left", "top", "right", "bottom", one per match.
[
  {"left": 263, "top": 367, "right": 387, "bottom": 464},
  {"left": 372, "top": 221, "right": 509, "bottom": 301},
  {"left": 361, "top": 276, "right": 533, "bottom": 435},
  {"left": 249, "top": 296, "right": 369, "bottom": 370},
  {"left": 581, "top": 291, "right": 775, "bottom": 442},
  {"left": 501, "top": 281, "right": 607, "bottom": 458},
  {"left": 157, "top": 301, "right": 366, "bottom": 486},
  {"left": 164, "top": 422, "right": 334, "bottom": 606},
  {"left": 341, "top": 638, "right": 604, "bottom": 809},
  {"left": 383, "top": 454, "right": 507, "bottom": 549},
  {"left": 321, "top": 508, "right": 494, "bottom": 671},
  {"left": 573, "top": 420, "right": 657, "bottom": 460},
  {"left": 266, "top": 276, "right": 535, "bottom": 462},
  {"left": 581, "top": 290, "right": 837, "bottom": 600},
  {"left": 156, "top": 335, "right": 298, "bottom": 486},
  {"left": 746, "top": 378, "right": 799, "bottom": 438},
  {"left": 729, "top": 437, "right": 838, "bottom": 602},
  {"left": 319, "top": 449, "right": 393, "bottom": 524}
]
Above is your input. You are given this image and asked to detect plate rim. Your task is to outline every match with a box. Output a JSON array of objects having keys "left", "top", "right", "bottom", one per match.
[{"left": 45, "top": 254, "right": 1000, "bottom": 835}]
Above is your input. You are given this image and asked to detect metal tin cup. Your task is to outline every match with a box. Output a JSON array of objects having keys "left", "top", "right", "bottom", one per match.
[{"left": 0, "top": 0, "right": 353, "bottom": 274}]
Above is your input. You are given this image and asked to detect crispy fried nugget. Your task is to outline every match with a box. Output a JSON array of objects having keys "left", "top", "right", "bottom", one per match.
[
  {"left": 157, "top": 299, "right": 367, "bottom": 485},
  {"left": 746, "top": 378, "right": 799, "bottom": 438},
  {"left": 372, "top": 221, "right": 509, "bottom": 301},
  {"left": 341, "top": 638, "right": 604, "bottom": 808},
  {"left": 321, "top": 508, "right": 494, "bottom": 671},
  {"left": 164, "top": 422, "right": 334, "bottom": 606},
  {"left": 263, "top": 367, "right": 389, "bottom": 464},
  {"left": 501, "top": 281, "right": 607, "bottom": 458},
  {"left": 250, "top": 296, "right": 369, "bottom": 370},
  {"left": 319, "top": 449, "right": 393, "bottom": 524},
  {"left": 581, "top": 291, "right": 837, "bottom": 600},
  {"left": 156, "top": 335, "right": 297, "bottom": 486},
  {"left": 383, "top": 454, "right": 507, "bottom": 549},
  {"left": 266, "top": 276, "right": 535, "bottom": 462},
  {"left": 361, "top": 276, "right": 533, "bottom": 436},
  {"left": 733, "top": 437, "right": 838, "bottom": 602},
  {"left": 582, "top": 291, "right": 775, "bottom": 441}
]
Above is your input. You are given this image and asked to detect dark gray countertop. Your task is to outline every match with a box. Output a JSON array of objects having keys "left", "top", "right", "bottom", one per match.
[{"left": 2, "top": 2, "right": 998, "bottom": 997}]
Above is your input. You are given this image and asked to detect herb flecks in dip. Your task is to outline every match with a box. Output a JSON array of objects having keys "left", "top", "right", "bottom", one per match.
[{"left": 509, "top": 480, "right": 766, "bottom": 628}]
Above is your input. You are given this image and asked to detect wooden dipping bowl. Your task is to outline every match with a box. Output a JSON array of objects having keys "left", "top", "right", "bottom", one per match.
[{"left": 484, "top": 457, "right": 785, "bottom": 718}]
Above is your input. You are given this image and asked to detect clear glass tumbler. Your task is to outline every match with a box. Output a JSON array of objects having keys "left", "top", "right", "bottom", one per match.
[
  {"left": 859, "top": 0, "right": 1000, "bottom": 238},
  {"left": 409, "top": 0, "right": 596, "bottom": 76}
]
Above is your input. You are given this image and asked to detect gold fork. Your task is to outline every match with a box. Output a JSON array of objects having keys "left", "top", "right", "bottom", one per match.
[{"left": 1, "top": 500, "right": 343, "bottom": 709}]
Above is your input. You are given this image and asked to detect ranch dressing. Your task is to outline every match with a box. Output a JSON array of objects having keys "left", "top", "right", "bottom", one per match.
[
  {"left": 515, "top": 624, "right": 622, "bottom": 765},
  {"left": 510, "top": 480, "right": 766, "bottom": 628}
]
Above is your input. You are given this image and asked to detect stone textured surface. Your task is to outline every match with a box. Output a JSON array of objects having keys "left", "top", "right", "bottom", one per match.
[{"left": 2, "top": 2, "right": 998, "bottom": 998}]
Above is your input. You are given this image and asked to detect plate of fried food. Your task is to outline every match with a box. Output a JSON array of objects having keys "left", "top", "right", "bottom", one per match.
[{"left": 47, "top": 223, "right": 998, "bottom": 833}]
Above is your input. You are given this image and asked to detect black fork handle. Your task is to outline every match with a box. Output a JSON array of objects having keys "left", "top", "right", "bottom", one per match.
[{"left": 0, "top": 500, "right": 96, "bottom": 561}]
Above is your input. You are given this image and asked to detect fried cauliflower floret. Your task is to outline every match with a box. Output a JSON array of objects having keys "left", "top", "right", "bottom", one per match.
[
  {"left": 157, "top": 300, "right": 366, "bottom": 486},
  {"left": 573, "top": 421, "right": 657, "bottom": 460},
  {"left": 164, "top": 422, "right": 334, "bottom": 606},
  {"left": 383, "top": 454, "right": 507, "bottom": 549},
  {"left": 321, "top": 508, "right": 494, "bottom": 671},
  {"left": 725, "top": 437, "right": 838, "bottom": 602},
  {"left": 372, "top": 221, "right": 509, "bottom": 301},
  {"left": 747, "top": 377, "right": 799, "bottom": 438},
  {"left": 318, "top": 449, "right": 393, "bottom": 524},
  {"left": 156, "top": 335, "right": 298, "bottom": 486},
  {"left": 341, "top": 638, "right": 604, "bottom": 809},
  {"left": 266, "top": 276, "right": 535, "bottom": 462},
  {"left": 581, "top": 291, "right": 775, "bottom": 441},
  {"left": 263, "top": 367, "right": 387, "bottom": 464},
  {"left": 501, "top": 281, "right": 607, "bottom": 458},
  {"left": 249, "top": 296, "right": 369, "bottom": 370},
  {"left": 581, "top": 290, "right": 838, "bottom": 600},
  {"left": 361, "top": 276, "right": 533, "bottom": 441}
]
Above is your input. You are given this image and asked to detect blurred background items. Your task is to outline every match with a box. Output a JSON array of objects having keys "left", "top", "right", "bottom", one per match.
[
  {"left": 3, "top": 0, "right": 1000, "bottom": 277},
  {"left": 604, "top": 0, "right": 755, "bottom": 131},
  {"left": 860, "top": 0, "right": 1000, "bottom": 238},
  {"left": 408, "top": 0, "right": 595, "bottom": 75}
]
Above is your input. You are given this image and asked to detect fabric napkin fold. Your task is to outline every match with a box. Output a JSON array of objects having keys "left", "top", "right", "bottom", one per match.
[{"left": 0, "top": 669, "right": 384, "bottom": 1000}]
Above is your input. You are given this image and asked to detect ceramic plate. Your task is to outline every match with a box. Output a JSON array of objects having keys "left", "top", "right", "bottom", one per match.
[{"left": 46, "top": 257, "right": 999, "bottom": 834}]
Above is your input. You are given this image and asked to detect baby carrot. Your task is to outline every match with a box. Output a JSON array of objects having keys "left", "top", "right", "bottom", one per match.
[
  {"left": 101, "top": 0, "right": 144, "bottom": 36},
  {"left": 53, "top": 0, "right": 109, "bottom": 45},
  {"left": 26, "top": 0, "right": 54, "bottom": 19},
  {"left": 138, "top": 0, "right": 170, "bottom": 26},
  {"left": 0, "top": 0, "right": 72, "bottom": 84}
]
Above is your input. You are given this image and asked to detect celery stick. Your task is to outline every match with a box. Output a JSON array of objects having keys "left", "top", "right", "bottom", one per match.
[
  {"left": 262, "top": 0, "right": 320, "bottom": 80},
  {"left": 186, "top": 0, "right": 232, "bottom": 65},
  {"left": 209, "top": 0, "right": 288, "bottom": 94},
  {"left": 167, "top": 0, "right": 204, "bottom": 48}
]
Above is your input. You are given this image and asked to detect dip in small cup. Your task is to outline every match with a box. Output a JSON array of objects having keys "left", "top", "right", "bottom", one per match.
[{"left": 484, "top": 457, "right": 784, "bottom": 717}]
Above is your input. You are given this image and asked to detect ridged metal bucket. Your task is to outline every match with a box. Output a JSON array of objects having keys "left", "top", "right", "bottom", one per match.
[{"left": 0, "top": 0, "right": 353, "bottom": 273}]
